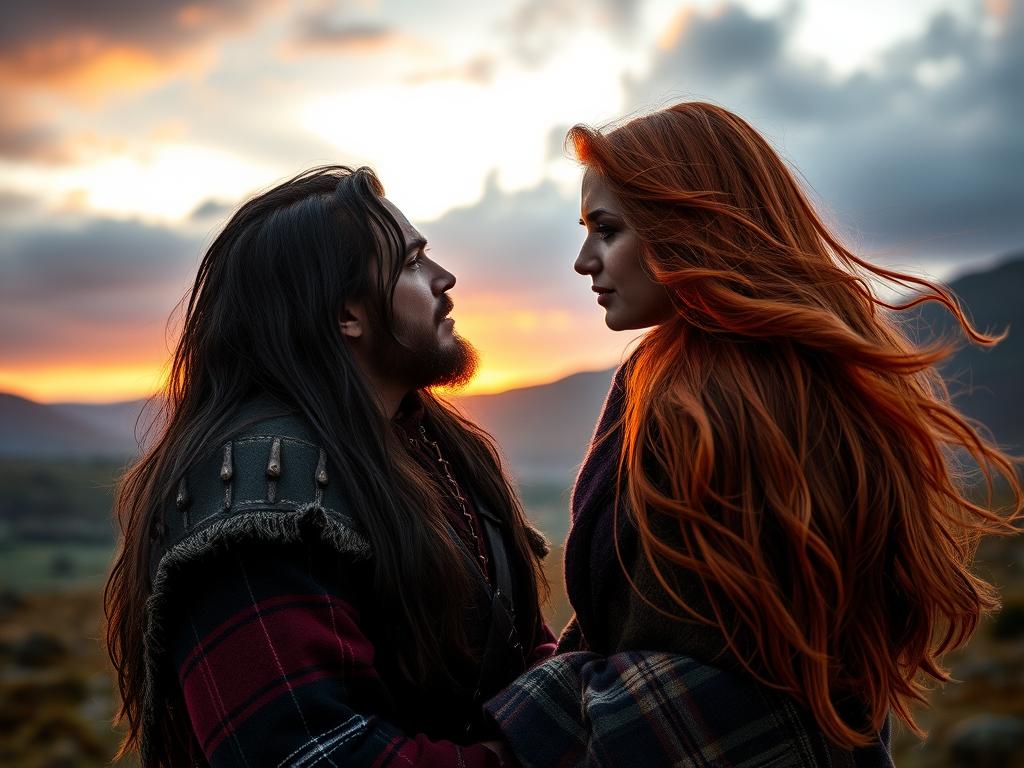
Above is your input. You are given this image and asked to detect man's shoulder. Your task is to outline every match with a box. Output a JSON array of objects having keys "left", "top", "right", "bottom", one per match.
[{"left": 148, "top": 405, "right": 369, "bottom": 583}]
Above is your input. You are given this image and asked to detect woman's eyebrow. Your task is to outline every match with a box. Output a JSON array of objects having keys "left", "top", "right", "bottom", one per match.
[{"left": 581, "top": 208, "right": 614, "bottom": 222}]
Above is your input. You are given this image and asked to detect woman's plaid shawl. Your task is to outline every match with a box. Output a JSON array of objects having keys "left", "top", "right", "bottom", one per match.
[
  {"left": 486, "top": 651, "right": 892, "bottom": 768},
  {"left": 488, "top": 361, "right": 893, "bottom": 767}
]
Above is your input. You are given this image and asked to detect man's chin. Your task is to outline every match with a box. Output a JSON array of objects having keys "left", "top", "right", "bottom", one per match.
[{"left": 428, "top": 335, "right": 478, "bottom": 390}]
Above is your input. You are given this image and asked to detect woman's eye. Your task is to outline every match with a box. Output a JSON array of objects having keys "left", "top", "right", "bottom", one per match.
[
  {"left": 407, "top": 254, "right": 423, "bottom": 270},
  {"left": 596, "top": 225, "right": 616, "bottom": 241}
]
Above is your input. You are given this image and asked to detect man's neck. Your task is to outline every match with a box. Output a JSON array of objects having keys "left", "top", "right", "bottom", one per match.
[
  {"left": 346, "top": 344, "right": 414, "bottom": 419},
  {"left": 369, "top": 379, "right": 409, "bottom": 420},
  {"left": 353, "top": 365, "right": 410, "bottom": 420}
]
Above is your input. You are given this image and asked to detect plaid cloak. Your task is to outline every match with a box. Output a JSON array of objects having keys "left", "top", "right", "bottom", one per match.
[
  {"left": 145, "top": 400, "right": 553, "bottom": 767},
  {"left": 485, "top": 651, "right": 893, "bottom": 768},
  {"left": 169, "top": 539, "right": 519, "bottom": 767}
]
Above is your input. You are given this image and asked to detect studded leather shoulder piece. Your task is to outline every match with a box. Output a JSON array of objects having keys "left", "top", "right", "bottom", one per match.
[{"left": 147, "top": 412, "right": 369, "bottom": 583}]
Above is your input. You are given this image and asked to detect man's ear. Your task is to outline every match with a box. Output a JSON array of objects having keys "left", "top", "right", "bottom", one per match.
[{"left": 339, "top": 302, "right": 366, "bottom": 339}]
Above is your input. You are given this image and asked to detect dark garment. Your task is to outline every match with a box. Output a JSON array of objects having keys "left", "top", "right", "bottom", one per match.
[
  {"left": 143, "top": 399, "right": 551, "bottom": 767},
  {"left": 486, "top": 651, "right": 892, "bottom": 768},
  {"left": 563, "top": 365, "right": 735, "bottom": 664},
  {"left": 489, "top": 362, "right": 893, "bottom": 767},
  {"left": 170, "top": 539, "right": 502, "bottom": 767}
]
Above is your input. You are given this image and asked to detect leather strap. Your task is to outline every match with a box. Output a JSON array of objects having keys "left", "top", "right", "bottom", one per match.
[{"left": 481, "top": 513, "right": 514, "bottom": 607}]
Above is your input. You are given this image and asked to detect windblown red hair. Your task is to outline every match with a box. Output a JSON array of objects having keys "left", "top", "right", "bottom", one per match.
[{"left": 569, "top": 102, "right": 1022, "bottom": 748}]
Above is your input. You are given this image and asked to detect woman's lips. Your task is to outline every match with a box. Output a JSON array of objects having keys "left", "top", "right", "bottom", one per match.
[{"left": 592, "top": 286, "right": 614, "bottom": 306}]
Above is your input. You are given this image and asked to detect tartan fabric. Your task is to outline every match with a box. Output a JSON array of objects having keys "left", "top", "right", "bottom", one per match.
[
  {"left": 170, "top": 538, "right": 505, "bottom": 767},
  {"left": 505, "top": 360, "right": 894, "bottom": 767},
  {"left": 146, "top": 400, "right": 553, "bottom": 766},
  {"left": 486, "top": 651, "right": 891, "bottom": 768}
]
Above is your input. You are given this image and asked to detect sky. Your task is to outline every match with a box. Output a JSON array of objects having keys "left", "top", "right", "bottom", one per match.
[{"left": 0, "top": 0, "right": 1021, "bottom": 402}]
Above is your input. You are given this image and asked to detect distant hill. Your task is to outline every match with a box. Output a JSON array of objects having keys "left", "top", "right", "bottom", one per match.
[
  {"left": 912, "top": 253, "right": 1024, "bottom": 452},
  {"left": 0, "top": 370, "right": 614, "bottom": 480},
  {"left": 452, "top": 368, "right": 613, "bottom": 482},
  {"left": 0, "top": 393, "right": 137, "bottom": 458},
  {"left": 1, "top": 251, "right": 1020, "bottom": 473},
  {"left": 52, "top": 399, "right": 151, "bottom": 441}
]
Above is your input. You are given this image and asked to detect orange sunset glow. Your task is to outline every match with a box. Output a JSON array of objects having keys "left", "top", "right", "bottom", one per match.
[{"left": 1, "top": 0, "right": 1021, "bottom": 405}]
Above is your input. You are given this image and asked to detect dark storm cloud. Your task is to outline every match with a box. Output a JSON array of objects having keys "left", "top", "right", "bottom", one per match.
[
  {"left": 1, "top": 218, "right": 197, "bottom": 298},
  {"left": 0, "top": 0, "right": 275, "bottom": 163},
  {"left": 0, "top": 0, "right": 263, "bottom": 51},
  {"left": 626, "top": 2, "right": 1024, "bottom": 264},
  {"left": 0, "top": 218, "right": 200, "bottom": 359}
]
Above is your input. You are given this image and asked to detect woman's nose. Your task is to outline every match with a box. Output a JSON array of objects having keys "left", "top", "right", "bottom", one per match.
[{"left": 575, "top": 246, "right": 599, "bottom": 276}]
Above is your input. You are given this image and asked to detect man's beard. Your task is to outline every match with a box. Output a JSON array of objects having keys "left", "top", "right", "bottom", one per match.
[{"left": 373, "top": 319, "right": 479, "bottom": 392}]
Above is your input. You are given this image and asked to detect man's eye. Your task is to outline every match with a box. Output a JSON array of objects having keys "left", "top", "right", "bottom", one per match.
[{"left": 406, "top": 254, "right": 423, "bottom": 270}]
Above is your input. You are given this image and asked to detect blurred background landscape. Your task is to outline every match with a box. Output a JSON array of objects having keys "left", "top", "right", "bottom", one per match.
[
  {"left": 2, "top": 0, "right": 1023, "bottom": 765},
  {"left": 2, "top": 252, "right": 1023, "bottom": 766}
]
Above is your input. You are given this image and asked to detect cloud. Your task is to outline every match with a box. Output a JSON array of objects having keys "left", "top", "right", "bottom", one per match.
[
  {"left": 502, "top": 0, "right": 644, "bottom": 66},
  {"left": 545, "top": 123, "right": 573, "bottom": 162},
  {"left": 190, "top": 198, "right": 234, "bottom": 222},
  {"left": 0, "top": 217, "right": 200, "bottom": 363},
  {"left": 424, "top": 173, "right": 585, "bottom": 307},
  {"left": 404, "top": 54, "right": 497, "bottom": 86},
  {"left": 420, "top": 174, "right": 641, "bottom": 387},
  {"left": 288, "top": 17, "right": 399, "bottom": 54},
  {"left": 0, "top": 1, "right": 264, "bottom": 55},
  {"left": 0, "top": 179, "right": 630, "bottom": 391},
  {"left": 0, "top": 1, "right": 278, "bottom": 165},
  {"left": 0, "top": 121, "right": 73, "bottom": 164},
  {"left": 0, "top": 1, "right": 272, "bottom": 102},
  {"left": 624, "top": 2, "right": 1024, "bottom": 266},
  {"left": 0, "top": 190, "right": 41, "bottom": 219}
]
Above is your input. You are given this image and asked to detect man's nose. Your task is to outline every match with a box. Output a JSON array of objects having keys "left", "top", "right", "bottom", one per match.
[{"left": 433, "top": 264, "right": 456, "bottom": 294}]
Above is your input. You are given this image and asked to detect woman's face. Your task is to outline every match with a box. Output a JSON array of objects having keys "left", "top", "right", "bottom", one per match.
[{"left": 575, "top": 169, "right": 674, "bottom": 331}]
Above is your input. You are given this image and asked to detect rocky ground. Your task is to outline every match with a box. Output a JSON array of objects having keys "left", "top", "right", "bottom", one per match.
[{"left": 1, "top": 535, "right": 1021, "bottom": 767}]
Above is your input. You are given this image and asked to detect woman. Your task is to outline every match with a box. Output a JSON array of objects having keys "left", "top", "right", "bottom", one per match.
[{"left": 487, "top": 102, "right": 1022, "bottom": 766}]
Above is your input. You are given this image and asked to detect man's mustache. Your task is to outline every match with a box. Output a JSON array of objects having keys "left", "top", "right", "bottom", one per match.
[{"left": 436, "top": 295, "right": 454, "bottom": 323}]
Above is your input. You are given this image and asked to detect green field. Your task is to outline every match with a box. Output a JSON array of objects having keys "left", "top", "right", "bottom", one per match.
[{"left": 0, "top": 541, "right": 117, "bottom": 592}]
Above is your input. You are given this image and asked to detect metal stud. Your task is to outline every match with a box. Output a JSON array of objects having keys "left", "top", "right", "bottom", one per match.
[
  {"left": 220, "top": 442, "right": 233, "bottom": 481},
  {"left": 315, "top": 449, "right": 328, "bottom": 486},
  {"left": 175, "top": 477, "right": 189, "bottom": 509},
  {"left": 267, "top": 438, "right": 282, "bottom": 478}
]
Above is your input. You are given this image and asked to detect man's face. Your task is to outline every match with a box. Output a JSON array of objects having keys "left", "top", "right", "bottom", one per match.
[{"left": 368, "top": 198, "right": 477, "bottom": 391}]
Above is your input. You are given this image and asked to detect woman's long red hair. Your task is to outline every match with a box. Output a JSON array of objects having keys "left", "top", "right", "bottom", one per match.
[{"left": 570, "top": 102, "right": 1022, "bottom": 748}]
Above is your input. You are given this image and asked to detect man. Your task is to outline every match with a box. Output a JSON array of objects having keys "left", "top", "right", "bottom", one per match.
[{"left": 104, "top": 166, "right": 553, "bottom": 767}]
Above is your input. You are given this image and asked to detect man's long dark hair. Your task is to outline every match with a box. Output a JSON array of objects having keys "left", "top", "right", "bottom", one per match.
[{"left": 104, "top": 166, "right": 546, "bottom": 763}]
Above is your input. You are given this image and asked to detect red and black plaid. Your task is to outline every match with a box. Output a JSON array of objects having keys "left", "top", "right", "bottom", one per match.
[{"left": 169, "top": 538, "right": 529, "bottom": 767}]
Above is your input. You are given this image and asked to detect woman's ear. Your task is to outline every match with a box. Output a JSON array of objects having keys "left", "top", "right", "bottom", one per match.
[{"left": 339, "top": 303, "right": 365, "bottom": 339}]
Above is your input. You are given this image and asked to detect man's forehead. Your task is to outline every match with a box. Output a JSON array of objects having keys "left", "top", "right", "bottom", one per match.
[{"left": 380, "top": 197, "right": 424, "bottom": 245}]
